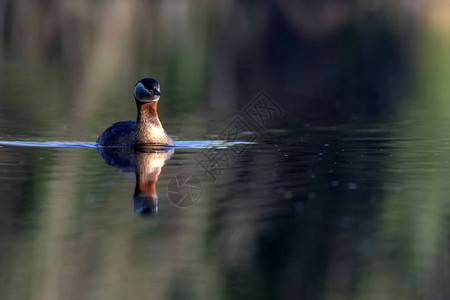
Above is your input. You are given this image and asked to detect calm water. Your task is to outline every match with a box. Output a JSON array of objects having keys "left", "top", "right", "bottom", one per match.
[
  {"left": 1, "top": 121, "right": 450, "bottom": 300},
  {"left": 1, "top": 1, "right": 450, "bottom": 299}
]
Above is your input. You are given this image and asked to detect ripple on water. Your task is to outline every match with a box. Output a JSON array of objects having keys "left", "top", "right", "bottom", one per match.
[{"left": 0, "top": 140, "right": 254, "bottom": 149}]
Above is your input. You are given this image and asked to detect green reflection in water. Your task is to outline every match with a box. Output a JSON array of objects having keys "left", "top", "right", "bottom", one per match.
[
  {"left": 357, "top": 24, "right": 450, "bottom": 299},
  {"left": 2, "top": 2, "right": 450, "bottom": 300}
]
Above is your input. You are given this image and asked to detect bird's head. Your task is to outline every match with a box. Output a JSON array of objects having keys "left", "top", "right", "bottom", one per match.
[{"left": 134, "top": 78, "right": 161, "bottom": 102}]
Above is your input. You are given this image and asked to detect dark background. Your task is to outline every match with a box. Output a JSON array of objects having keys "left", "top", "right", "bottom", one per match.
[{"left": 1, "top": 1, "right": 450, "bottom": 300}]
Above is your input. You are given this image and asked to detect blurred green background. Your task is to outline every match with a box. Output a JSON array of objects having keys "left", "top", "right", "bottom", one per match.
[{"left": 1, "top": 1, "right": 450, "bottom": 300}]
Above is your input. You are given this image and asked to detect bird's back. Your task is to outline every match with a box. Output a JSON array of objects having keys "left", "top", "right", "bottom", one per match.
[{"left": 96, "top": 121, "right": 135, "bottom": 146}]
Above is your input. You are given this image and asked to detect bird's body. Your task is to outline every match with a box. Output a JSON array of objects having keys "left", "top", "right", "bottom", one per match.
[
  {"left": 97, "top": 78, "right": 174, "bottom": 147},
  {"left": 97, "top": 119, "right": 174, "bottom": 146}
]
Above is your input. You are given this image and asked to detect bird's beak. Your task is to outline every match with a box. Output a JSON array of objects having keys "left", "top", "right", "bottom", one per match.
[{"left": 153, "top": 90, "right": 161, "bottom": 96}]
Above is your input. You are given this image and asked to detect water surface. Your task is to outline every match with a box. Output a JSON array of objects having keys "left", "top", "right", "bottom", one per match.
[
  {"left": 1, "top": 1, "right": 450, "bottom": 299},
  {"left": 1, "top": 122, "right": 450, "bottom": 299}
]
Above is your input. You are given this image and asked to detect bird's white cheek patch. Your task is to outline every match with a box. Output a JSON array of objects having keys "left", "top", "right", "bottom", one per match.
[
  {"left": 135, "top": 82, "right": 159, "bottom": 102},
  {"left": 135, "top": 82, "right": 150, "bottom": 100}
]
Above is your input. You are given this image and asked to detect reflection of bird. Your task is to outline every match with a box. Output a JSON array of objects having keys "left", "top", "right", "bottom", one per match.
[
  {"left": 98, "top": 146, "right": 174, "bottom": 215},
  {"left": 97, "top": 78, "right": 174, "bottom": 146}
]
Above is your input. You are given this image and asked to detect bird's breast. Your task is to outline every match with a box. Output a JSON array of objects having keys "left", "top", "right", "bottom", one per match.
[{"left": 134, "top": 123, "right": 168, "bottom": 144}]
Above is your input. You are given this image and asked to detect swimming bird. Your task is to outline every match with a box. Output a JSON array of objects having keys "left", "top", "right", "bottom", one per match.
[{"left": 97, "top": 78, "right": 174, "bottom": 146}]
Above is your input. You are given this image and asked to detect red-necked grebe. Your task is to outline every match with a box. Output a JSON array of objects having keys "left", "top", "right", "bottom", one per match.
[{"left": 97, "top": 78, "right": 174, "bottom": 146}]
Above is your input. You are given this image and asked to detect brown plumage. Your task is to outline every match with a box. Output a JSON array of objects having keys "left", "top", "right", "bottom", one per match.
[{"left": 97, "top": 78, "right": 174, "bottom": 146}]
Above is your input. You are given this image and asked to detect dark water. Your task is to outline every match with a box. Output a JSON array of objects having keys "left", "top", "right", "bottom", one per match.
[
  {"left": 1, "top": 122, "right": 450, "bottom": 300},
  {"left": 1, "top": 1, "right": 450, "bottom": 300}
]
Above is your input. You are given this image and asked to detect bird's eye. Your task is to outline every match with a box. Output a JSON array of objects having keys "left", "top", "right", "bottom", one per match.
[{"left": 147, "top": 90, "right": 153, "bottom": 95}]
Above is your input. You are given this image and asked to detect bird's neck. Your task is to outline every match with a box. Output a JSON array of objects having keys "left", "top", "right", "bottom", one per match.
[
  {"left": 134, "top": 101, "right": 169, "bottom": 145},
  {"left": 136, "top": 102, "right": 162, "bottom": 128}
]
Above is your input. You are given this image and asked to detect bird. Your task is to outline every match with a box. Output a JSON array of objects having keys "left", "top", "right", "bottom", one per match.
[{"left": 97, "top": 78, "right": 174, "bottom": 146}]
